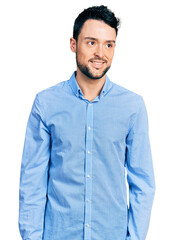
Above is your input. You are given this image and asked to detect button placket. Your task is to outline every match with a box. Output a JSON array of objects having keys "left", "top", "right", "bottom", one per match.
[{"left": 84, "top": 101, "right": 93, "bottom": 240}]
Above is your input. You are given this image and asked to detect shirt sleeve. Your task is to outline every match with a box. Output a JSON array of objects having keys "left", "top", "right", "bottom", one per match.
[
  {"left": 125, "top": 96, "right": 156, "bottom": 240},
  {"left": 18, "top": 94, "right": 51, "bottom": 240}
]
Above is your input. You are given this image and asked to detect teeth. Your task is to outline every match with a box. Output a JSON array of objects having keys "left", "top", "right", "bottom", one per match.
[{"left": 92, "top": 61, "right": 104, "bottom": 64}]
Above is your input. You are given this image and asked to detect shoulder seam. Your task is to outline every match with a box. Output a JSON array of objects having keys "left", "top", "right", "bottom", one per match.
[
  {"left": 127, "top": 95, "right": 143, "bottom": 133},
  {"left": 35, "top": 93, "right": 50, "bottom": 134}
]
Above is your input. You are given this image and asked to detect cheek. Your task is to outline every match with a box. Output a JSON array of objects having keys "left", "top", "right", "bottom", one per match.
[
  {"left": 78, "top": 50, "right": 91, "bottom": 62},
  {"left": 107, "top": 52, "right": 115, "bottom": 62}
]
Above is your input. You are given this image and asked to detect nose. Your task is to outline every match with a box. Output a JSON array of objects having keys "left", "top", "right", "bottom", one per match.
[{"left": 94, "top": 44, "right": 104, "bottom": 58}]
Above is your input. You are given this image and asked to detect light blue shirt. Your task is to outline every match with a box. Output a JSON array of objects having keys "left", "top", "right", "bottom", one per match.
[{"left": 18, "top": 71, "right": 155, "bottom": 240}]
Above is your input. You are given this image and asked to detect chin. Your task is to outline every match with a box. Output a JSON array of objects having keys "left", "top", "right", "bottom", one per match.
[{"left": 90, "top": 68, "right": 109, "bottom": 79}]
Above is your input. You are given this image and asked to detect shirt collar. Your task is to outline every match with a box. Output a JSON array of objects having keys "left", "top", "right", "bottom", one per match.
[{"left": 68, "top": 71, "right": 113, "bottom": 99}]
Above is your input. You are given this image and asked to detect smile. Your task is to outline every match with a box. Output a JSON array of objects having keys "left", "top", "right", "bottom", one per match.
[{"left": 90, "top": 61, "right": 105, "bottom": 69}]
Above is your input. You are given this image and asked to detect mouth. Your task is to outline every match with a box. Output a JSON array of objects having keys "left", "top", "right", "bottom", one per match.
[{"left": 90, "top": 60, "right": 106, "bottom": 69}]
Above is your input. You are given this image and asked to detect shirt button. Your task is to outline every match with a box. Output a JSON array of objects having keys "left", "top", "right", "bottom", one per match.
[
  {"left": 88, "top": 150, "right": 90, "bottom": 154},
  {"left": 86, "top": 223, "right": 90, "bottom": 227},
  {"left": 88, "top": 126, "right": 91, "bottom": 130},
  {"left": 87, "top": 199, "right": 90, "bottom": 202},
  {"left": 89, "top": 103, "right": 92, "bottom": 106},
  {"left": 87, "top": 174, "right": 90, "bottom": 178}
]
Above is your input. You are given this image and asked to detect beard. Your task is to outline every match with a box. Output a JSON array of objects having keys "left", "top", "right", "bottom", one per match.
[{"left": 76, "top": 52, "right": 111, "bottom": 80}]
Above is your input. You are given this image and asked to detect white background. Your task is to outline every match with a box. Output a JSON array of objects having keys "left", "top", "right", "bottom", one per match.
[{"left": 0, "top": 0, "right": 173, "bottom": 239}]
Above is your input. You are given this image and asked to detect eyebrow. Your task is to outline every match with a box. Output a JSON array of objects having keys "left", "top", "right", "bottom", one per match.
[{"left": 84, "top": 37, "right": 116, "bottom": 44}]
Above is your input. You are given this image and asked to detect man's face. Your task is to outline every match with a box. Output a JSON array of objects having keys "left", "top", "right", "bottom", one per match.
[{"left": 70, "top": 19, "right": 116, "bottom": 80}]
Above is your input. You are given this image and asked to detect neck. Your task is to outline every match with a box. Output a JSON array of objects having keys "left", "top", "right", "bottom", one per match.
[{"left": 75, "top": 68, "right": 106, "bottom": 101}]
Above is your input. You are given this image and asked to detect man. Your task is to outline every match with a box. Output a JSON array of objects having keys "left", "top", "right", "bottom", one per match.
[{"left": 18, "top": 5, "right": 155, "bottom": 240}]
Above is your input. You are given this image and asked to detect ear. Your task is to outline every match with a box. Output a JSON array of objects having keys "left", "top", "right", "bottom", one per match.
[{"left": 70, "top": 37, "right": 77, "bottom": 53}]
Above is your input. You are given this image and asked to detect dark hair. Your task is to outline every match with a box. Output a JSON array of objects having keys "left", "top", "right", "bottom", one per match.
[{"left": 73, "top": 5, "right": 121, "bottom": 41}]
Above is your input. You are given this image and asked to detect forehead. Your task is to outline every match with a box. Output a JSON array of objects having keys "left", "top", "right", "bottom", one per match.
[{"left": 79, "top": 19, "right": 116, "bottom": 40}]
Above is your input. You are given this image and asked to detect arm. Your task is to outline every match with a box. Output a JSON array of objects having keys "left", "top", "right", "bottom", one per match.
[
  {"left": 18, "top": 94, "right": 51, "bottom": 240},
  {"left": 125, "top": 96, "right": 156, "bottom": 240}
]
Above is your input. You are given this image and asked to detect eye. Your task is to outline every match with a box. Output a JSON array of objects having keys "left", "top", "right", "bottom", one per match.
[
  {"left": 106, "top": 43, "right": 113, "bottom": 48},
  {"left": 88, "top": 41, "right": 95, "bottom": 46}
]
